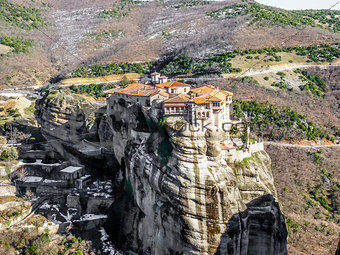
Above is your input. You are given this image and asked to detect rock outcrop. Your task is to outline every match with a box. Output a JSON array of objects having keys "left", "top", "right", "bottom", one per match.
[
  {"left": 34, "top": 92, "right": 287, "bottom": 254},
  {"left": 35, "top": 91, "right": 103, "bottom": 160},
  {"left": 216, "top": 194, "right": 287, "bottom": 255},
  {"left": 104, "top": 100, "right": 285, "bottom": 254},
  {"left": 35, "top": 91, "right": 101, "bottom": 142}
]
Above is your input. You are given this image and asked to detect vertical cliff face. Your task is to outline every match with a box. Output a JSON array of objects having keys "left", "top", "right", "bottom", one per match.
[
  {"left": 34, "top": 92, "right": 287, "bottom": 254},
  {"left": 216, "top": 194, "right": 288, "bottom": 255},
  {"left": 103, "top": 101, "right": 287, "bottom": 255},
  {"left": 35, "top": 91, "right": 102, "bottom": 160}
]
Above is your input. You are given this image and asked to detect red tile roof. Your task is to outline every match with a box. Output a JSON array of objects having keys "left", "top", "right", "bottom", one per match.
[
  {"left": 156, "top": 81, "right": 191, "bottom": 88},
  {"left": 163, "top": 93, "right": 190, "bottom": 103},
  {"left": 189, "top": 86, "right": 233, "bottom": 104}
]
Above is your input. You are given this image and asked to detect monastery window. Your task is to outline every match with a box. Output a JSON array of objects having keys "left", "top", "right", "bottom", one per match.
[
  {"left": 205, "top": 103, "right": 210, "bottom": 109},
  {"left": 202, "top": 112, "right": 205, "bottom": 118},
  {"left": 198, "top": 112, "right": 201, "bottom": 118},
  {"left": 213, "top": 102, "right": 220, "bottom": 107},
  {"left": 171, "top": 107, "right": 174, "bottom": 111},
  {"left": 111, "top": 106, "right": 113, "bottom": 110},
  {"left": 207, "top": 112, "right": 210, "bottom": 117},
  {"left": 137, "top": 98, "right": 139, "bottom": 102}
]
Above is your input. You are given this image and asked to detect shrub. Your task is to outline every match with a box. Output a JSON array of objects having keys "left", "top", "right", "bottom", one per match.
[
  {"left": 26, "top": 233, "right": 50, "bottom": 254},
  {"left": 264, "top": 76, "right": 269, "bottom": 80},
  {"left": 232, "top": 100, "right": 332, "bottom": 141},
  {"left": 207, "top": 2, "right": 340, "bottom": 33},
  {"left": 0, "top": 0, "right": 47, "bottom": 30},
  {"left": 1, "top": 148, "right": 18, "bottom": 161}
]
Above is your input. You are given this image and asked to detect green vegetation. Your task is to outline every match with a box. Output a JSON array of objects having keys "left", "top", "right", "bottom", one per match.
[
  {"left": 306, "top": 167, "right": 339, "bottom": 215},
  {"left": 271, "top": 81, "right": 289, "bottom": 90},
  {"left": 309, "top": 184, "right": 334, "bottom": 213},
  {"left": 99, "top": 8, "right": 129, "bottom": 19},
  {"left": 158, "top": 138, "right": 173, "bottom": 163},
  {"left": 72, "top": 61, "right": 154, "bottom": 77},
  {"left": 88, "top": 29, "right": 125, "bottom": 40},
  {"left": 99, "top": 0, "right": 139, "bottom": 19},
  {"left": 0, "top": 147, "right": 18, "bottom": 161},
  {"left": 68, "top": 76, "right": 134, "bottom": 97},
  {"left": 24, "top": 102, "right": 36, "bottom": 115},
  {"left": 242, "top": 156, "right": 253, "bottom": 169},
  {"left": 307, "top": 150, "right": 322, "bottom": 163},
  {"left": 120, "top": 75, "right": 134, "bottom": 88},
  {"left": 0, "top": 36, "right": 32, "bottom": 54},
  {"left": 297, "top": 9, "right": 340, "bottom": 33},
  {"left": 294, "top": 69, "right": 326, "bottom": 97},
  {"left": 161, "top": 55, "right": 242, "bottom": 74},
  {"left": 161, "top": 44, "right": 339, "bottom": 75},
  {"left": 232, "top": 100, "right": 333, "bottom": 141},
  {"left": 207, "top": 2, "right": 340, "bottom": 33},
  {"left": 70, "top": 84, "right": 117, "bottom": 98},
  {"left": 0, "top": 229, "right": 91, "bottom": 254},
  {"left": 0, "top": 108, "right": 23, "bottom": 131},
  {"left": 71, "top": 44, "right": 338, "bottom": 77},
  {"left": 285, "top": 216, "right": 299, "bottom": 233},
  {"left": 62, "top": 236, "right": 83, "bottom": 253},
  {"left": 264, "top": 76, "right": 269, "bottom": 80},
  {"left": 126, "top": 179, "right": 133, "bottom": 197},
  {"left": 161, "top": 31, "right": 171, "bottom": 40},
  {"left": 26, "top": 233, "right": 50, "bottom": 254},
  {"left": 173, "top": 0, "right": 210, "bottom": 9},
  {"left": 0, "top": 0, "right": 46, "bottom": 30},
  {"left": 276, "top": 71, "right": 286, "bottom": 78}
]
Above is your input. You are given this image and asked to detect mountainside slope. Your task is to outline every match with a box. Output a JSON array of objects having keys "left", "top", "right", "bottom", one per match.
[{"left": 0, "top": 0, "right": 339, "bottom": 87}]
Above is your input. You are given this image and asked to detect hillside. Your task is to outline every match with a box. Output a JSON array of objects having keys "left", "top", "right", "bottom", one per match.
[
  {"left": 0, "top": 0, "right": 339, "bottom": 254},
  {"left": 0, "top": 0, "right": 339, "bottom": 87}
]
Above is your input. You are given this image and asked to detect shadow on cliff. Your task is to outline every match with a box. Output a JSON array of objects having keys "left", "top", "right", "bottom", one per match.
[{"left": 215, "top": 194, "right": 288, "bottom": 255}]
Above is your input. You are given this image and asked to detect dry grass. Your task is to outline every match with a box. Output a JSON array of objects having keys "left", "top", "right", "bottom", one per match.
[
  {"left": 0, "top": 44, "right": 12, "bottom": 54},
  {"left": 266, "top": 145, "right": 340, "bottom": 255},
  {"left": 0, "top": 97, "right": 33, "bottom": 117},
  {"left": 76, "top": 94, "right": 106, "bottom": 102},
  {"left": 0, "top": 0, "right": 338, "bottom": 89},
  {"left": 0, "top": 196, "right": 22, "bottom": 204},
  {"left": 233, "top": 25, "right": 340, "bottom": 50},
  {"left": 60, "top": 72, "right": 141, "bottom": 85},
  {"left": 229, "top": 52, "right": 308, "bottom": 70},
  {"left": 216, "top": 66, "right": 340, "bottom": 129}
]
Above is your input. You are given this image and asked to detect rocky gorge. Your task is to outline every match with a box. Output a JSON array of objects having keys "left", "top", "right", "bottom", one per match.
[{"left": 34, "top": 90, "right": 288, "bottom": 255}]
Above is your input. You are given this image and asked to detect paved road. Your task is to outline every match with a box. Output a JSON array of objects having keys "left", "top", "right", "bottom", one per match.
[{"left": 264, "top": 141, "right": 340, "bottom": 148}]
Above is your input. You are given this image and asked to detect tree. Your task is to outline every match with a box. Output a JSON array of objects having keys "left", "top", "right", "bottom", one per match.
[
  {"left": 0, "top": 150, "right": 8, "bottom": 160},
  {"left": 5, "top": 125, "right": 31, "bottom": 144},
  {"left": 120, "top": 75, "right": 133, "bottom": 88}
]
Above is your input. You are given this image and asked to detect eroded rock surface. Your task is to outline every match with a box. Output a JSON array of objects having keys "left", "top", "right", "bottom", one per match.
[
  {"left": 104, "top": 101, "right": 285, "bottom": 255},
  {"left": 34, "top": 92, "right": 287, "bottom": 254},
  {"left": 216, "top": 194, "right": 288, "bottom": 255}
]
